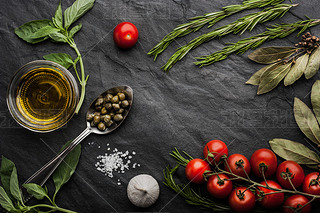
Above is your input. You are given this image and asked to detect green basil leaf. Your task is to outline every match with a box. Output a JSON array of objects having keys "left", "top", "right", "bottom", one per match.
[
  {"left": 52, "top": 140, "right": 81, "bottom": 195},
  {"left": 69, "top": 23, "right": 82, "bottom": 38},
  {"left": 246, "top": 63, "right": 280, "bottom": 85},
  {"left": 269, "top": 138, "right": 320, "bottom": 165},
  {"left": 49, "top": 31, "right": 68, "bottom": 43},
  {"left": 312, "top": 80, "right": 320, "bottom": 125},
  {"left": 43, "top": 53, "right": 74, "bottom": 69},
  {"left": 294, "top": 97, "right": 320, "bottom": 145},
  {"left": 9, "top": 167, "right": 23, "bottom": 204},
  {"left": 0, "top": 156, "right": 15, "bottom": 200},
  {"left": 305, "top": 47, "right": 320, "bottom": 79},
  {"left": 284, "top": 53, "right": 309, "bottom": 86},
  {"left": 257, "top": 62, "right": 292, "bottom": 95},
  {"left": 22, "top": 183, "right": 48, "bottom": 200},
  {"left": 248, "top": 46, "right": 297, "bottom": 64},
  {"left": 64, "top": 0, "right": 95, "bottom": 30},
  {"left": 0, "top": 186, "right": 16, "bottom": 212},
  {"left": 53, "top": 0, "right": 63, "bottom": 29}
]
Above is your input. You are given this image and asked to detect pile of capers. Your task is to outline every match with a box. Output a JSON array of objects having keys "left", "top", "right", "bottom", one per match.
[{"left": 87, "top": 91, "right": 130, "bottom": 131}]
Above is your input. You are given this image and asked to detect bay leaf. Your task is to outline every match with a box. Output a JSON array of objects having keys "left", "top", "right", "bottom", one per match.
[
  {"left": 294, "top": 97, "right": 320, "bottom": 145},
  {"left": 246, "top": 63, "right": 278, "bottom": 85},
  {"left": 257, "top": 62, "right": 292, "bottom": 95},
  {"left": 305, "top": 47, "right": 320, "bottom": 79},
  {"left": 248, "top": 46, "right": 297, "bottom": 64},
  {"left": 269, "top": 138, "right": 320, "bottom": 165},
  {"left": 311, "top": 80, "right": 320, "bottom": 124},
  {"left": 284, "top": 53, "right": 309, "bottom": 86}
]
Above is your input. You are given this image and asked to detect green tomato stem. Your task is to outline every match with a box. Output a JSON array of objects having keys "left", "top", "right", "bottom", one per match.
[{"left": 28, "top": 204, "right": 77, "bottom": 213}]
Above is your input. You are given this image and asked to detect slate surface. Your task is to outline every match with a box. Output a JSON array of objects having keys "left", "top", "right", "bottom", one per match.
[{"left": 0, "top": 0, "right": 320, "bottom": 212}]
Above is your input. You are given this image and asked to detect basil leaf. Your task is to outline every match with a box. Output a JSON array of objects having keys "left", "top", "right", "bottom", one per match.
[
  {"left": 0, "top": 186, "right": 16, "bottom": 212},
  {"left": 305, "top": 47, "right": 320, "bottom": 79},
  {"left": 312, "top": 80, "right": 320, "bottom": 125},
  {"left": 294, "top": 97, "right": 320, "bottom": 145},
  {"left": 246, "top": 63, "right": 280, "bottom": 85},
  {"left": 53, "top": 0, "right": 63, "bottom": 29},
  {"left": 69, "top": 23, "right": 82, "bottom": 38},
  {"left": 52, "top": 140, "right": 81, "bottom": 195},
  {"left": 64, "top": 0, "right": 95, "bottom": 30},
  {"left": 284, "top": 53, "right": 309, "bottom": 86},
  {"left": 270, "top": 138, "right": 320, "bottom": 165},
  {"left": 257, "top": 62, "right": 292, "bottom": 95},
  {"left": 22, "top": 183, "right": 48, "bottom": 200},
  {"left": 43, "top": 53, "right": 74, "bottom": 69},
  {"left": 49, "top": 31, "right": 68, "bottom": 43},
  {"left": 9, "top": 167, "right": 23, "bottom": 205},
  {"left": 0, "top": 156, "right": 15, "bottom": 200},
  {"left": 248, "top": 46, "right": 297, "bottom": 64}
]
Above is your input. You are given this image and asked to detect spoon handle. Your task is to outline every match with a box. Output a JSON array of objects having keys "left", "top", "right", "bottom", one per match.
[{"left": 23, "top": 127, "right": 92, "bottom": 187}]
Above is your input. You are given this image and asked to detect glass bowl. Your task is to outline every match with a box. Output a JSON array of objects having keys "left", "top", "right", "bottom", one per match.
[{"left": 7, "top": 60, "right": 79, "bottom": 133}]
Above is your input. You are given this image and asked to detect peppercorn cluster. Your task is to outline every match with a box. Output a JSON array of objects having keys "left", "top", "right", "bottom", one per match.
[{"left": 295, "top": 32, "right": 320, "bottom": 52}]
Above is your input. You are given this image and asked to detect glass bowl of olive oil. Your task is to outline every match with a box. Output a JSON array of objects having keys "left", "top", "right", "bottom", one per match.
[{"left": 7, "top": 60, "right": 79, "bottom": 132}]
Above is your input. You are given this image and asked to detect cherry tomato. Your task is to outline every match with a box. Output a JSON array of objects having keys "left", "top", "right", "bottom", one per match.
[
  {"left": 283, "top": 195, "right": 311, "bottom": 213},
  {"left": 113, "top": 22, "right": 138, "bottom": 49},
  {"left": 229, "top": 186, "right": 255, "bottom": 213},
  {"left": 224, "top": 154, "right": 251, "bottom": 179},
  {"left": 276, "top": 160, "right": 305, "bottom": 189},
  {"left": 185, "top": 158, "right": 210, "bottom": 184},
  {"left": 203, "top": 140, "right": 228, "bottom": 164},
  {"left": 206, "top": 174, "right": 233, "bottom": 199},
  {"left": 256, "top": 180, "right": 284, "bottom": 209},
  {"left": 250, "top": 148, "right": 277, "bottom": 178},
  {"left": 302, "top": 172, "right": 320, "bottom": 196}
]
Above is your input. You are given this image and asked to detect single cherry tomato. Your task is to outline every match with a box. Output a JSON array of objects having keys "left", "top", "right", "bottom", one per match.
[
  {"left": 283, "top": 195, "right": 311, "bottom": 213},
  {"left": 224, "top": 154, "right": 251, "bottom": 179},
  {"left": 113, "top": 22, "right": 138, "bottom": 49},
  {"left": 250, "top": 148, "right": 277, "bottom": 178},
  {"left": 276, "top": 160, "right": 305, "bottom": 189},
  {"left": 185, "top": 158, "right": 210, "bottom": 184},
  {"left": 203, "top": 140, "right": 228, "bottom": 164},
  {"left": 229, "top": 186, "right": 255, "bottom": 213},
  {"left": 206, "top": 174, "right": 233, "bottom": 199},
  {"left": 256, "top": 180, "right": 284, "bottom": 209},
  {"left": 302, "top": 172, "right": 320, "bottom": 196}
]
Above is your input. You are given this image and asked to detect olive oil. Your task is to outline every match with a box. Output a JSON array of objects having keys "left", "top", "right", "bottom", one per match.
[{"left": 16, "top": 67, "right": 71, "bottom": 127}]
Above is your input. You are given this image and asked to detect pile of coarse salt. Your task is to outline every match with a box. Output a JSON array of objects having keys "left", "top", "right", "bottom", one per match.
[{"left": 95, "top": 144, "right": 140, "bottom": 185}]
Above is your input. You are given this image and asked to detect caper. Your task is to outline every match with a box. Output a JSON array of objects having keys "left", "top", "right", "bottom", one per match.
[
  {"left": 86, "top": 113, "right": 94, "bottom": 121},
  {"left": 93, "top": 115, "right": 101, "bottom": 125},
  {"left": 90, "top": 121, "right": 95, "bottom": 127},
  {"left": 109, "top": 112, "right": 115, "bottom": 118},
  {"left": 111, "top": 95, "right": 119, "bottom": 103},
  {"left": 118, "top": 93, "right": 126, "bottom": 101},
  {"left": 97, "top": 122, "right": 106, "bottom": 131},
  {"left": 94, "top": 112, "right": 101, "bottom": 116},
  {"left": 95, "top": 106, "right": 102, "bottom": 111},
  {"left": 117, "top": 108, "right": 124, "bottom": 114},
  {"left": 95, "top": 97, "right": 104, "bottom": 106},
  {"left": 121, "top": 100, "right": 129, "bottom": 108},
  {"left": 104, "top": 103, "right": 112, "bottom": 111},
  {"left": 105, "top": 94, "right": 113, "bottom": 102},
  {"left": 105, "top": 120, "right": 113, "bottom": 127},
  {"left": 101, "top": 107, "right": 107, "bottom": 115},
  {"left": 112, "top": 103, "right": 120, "bottom": 111},
  {"left": 114, "top": 114, "right": 123, "bottom": 122},
  {"left": 103, "top": 114, "right": 111, "bottom": 123}
]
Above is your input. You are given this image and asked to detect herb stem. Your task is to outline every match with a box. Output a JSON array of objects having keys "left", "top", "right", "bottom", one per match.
[{"left": 28, "top": 204, "right": 77, "bottom": 213}]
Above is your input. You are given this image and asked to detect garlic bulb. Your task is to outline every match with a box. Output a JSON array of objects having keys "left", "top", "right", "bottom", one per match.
[{"left": 127, "top": 174, "right": 160, "bottom": 208}]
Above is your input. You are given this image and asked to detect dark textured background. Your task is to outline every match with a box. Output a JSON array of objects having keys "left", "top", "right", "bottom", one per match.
[{"left": 1, "top": 0, "right": 320, "bottom": 212}]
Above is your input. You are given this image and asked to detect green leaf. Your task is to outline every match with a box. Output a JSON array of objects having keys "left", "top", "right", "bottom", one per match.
[
  {"left": 69, "top": 23, "right": 82, "bottom": 38},
  {"left": 284, "top": 53, "right": 309, "bottom": 86},
  {"left": 22, "top": 183, "right": 48, "bottom": 200},
  {"left": 53, "top": 0, "right": 63, "bottom": 29},
  {"left": 257, "top": 62, "right": 292, "bottom": 95},
  {"left": 52, "top": 140, "right": 81, "bottom": 195},
  {"left": 49, "top": 31, "right": 68, "bottom": 43},
  {"left": 270, "top": 138, "right": 320, "bottom": 165},
  {"left": 294, "top": 97, "right": 320, "bottom": 145},
  {"left": 10, "top": 167, "right": 23, "bottom": 205},
  {"left": 246, "top": 63, "right": 279, "bottom": 85},
  {"left": 0, "top": 186, "right": 16, "bottom": 212},
  {"left": 305, "top": 47, "right": 320, "bottom": 79},
  {"left": 64, "top": 0, "right": 95, "bottom": 30},
  {"left": 15, "top": 19, "right": 54, "bottom": 44},
  {"left": 43, "top": 53, "right": 74, "bottom": 69},
  {"left": 0, "top": 156, "right": 15, "bottom": 200},
  {"left": 311, "top": 80, "right": 320, "bottom": 124},
  {"left": 248, "top": 46, "right": 297, "bottom": 64}
]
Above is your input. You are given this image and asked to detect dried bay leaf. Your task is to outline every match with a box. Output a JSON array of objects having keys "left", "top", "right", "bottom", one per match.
[
  {"left": 311, "top": 80, "right": 320, "bottom": 124},
  {"left": 269, "top": 138, "right": 320, "bottom": 165},
  {"left": 305, "top": 47, "right": 320, "bottom": 79},
  {"left": 246, "top": 63, "right": 280, "bottom": 85},
  {"left": 294, "top": 97, "right": 320, "bottom": 145},
  {"left": 284, "top": 53, "right": 309, "bottom": 86},
  {"left": 248, "top": 46, "right": 297, "bottom": 64},
  {"left": 257, "top": 62, "right": 292, "bottom": 95}
]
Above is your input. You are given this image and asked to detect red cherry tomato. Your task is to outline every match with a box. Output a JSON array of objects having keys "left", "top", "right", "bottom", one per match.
[
  {"left": 283, "top": 195, "right": 311, "bottom": 213},
  {"left": 302, "top": 172, "right": 320, "bottom": 196},
  {"left": 250, "top": 148, "right": 277, "bottom": 178},
  {"left": 203, "top": 140, "right": 228, "bottom": 164},
  {"left": 229, "top": 186, "right": 255, "bottom": 213},
  {"left": 276, "top": 160, "right": 305, "bottom": 189},
  {"left": 256, "top": 180, "right": 284, "bottom": 209},
  {"left": 206, "top": 174, "right": 233, "bottom": 199},
  {"left": 185, "top": 158, "right": 210, "bottom": 184},
  {"left": 224, "top": 154, "right": 251, "bottom": 179},
  {"left": 113, "top": 22, "right": 138, "bottom": 49}
]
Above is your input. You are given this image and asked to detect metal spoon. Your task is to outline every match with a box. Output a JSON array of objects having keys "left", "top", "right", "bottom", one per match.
[{"left": 24, "top": 85, "right": 133, "bottom": 187}]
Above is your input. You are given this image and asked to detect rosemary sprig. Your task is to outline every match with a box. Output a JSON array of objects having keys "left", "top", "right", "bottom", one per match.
[
  {"left": 161, "top": 4, "right": 295, "bottom": 72},
  {"left": 195, "top": 18, "right": 320, "bottom": 67},
  {"left": 148, "top": 0, "right": 286, "bottom": 60}
]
